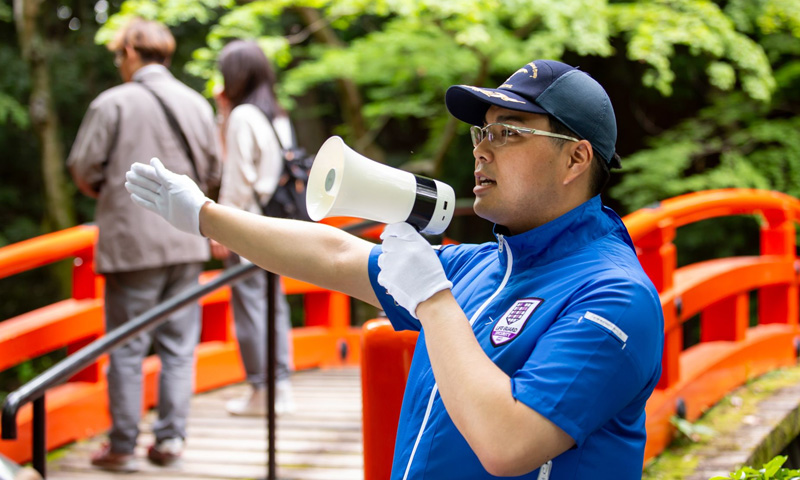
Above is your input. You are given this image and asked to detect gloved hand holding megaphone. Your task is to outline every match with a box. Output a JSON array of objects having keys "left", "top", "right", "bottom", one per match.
[{"left": 302, "top": 136, "right": 455, "bottom": 317}]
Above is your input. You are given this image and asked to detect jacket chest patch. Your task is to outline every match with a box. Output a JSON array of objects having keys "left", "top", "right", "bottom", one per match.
[{"left": 490, "top": 298, "right": 543, "bottom": 346}]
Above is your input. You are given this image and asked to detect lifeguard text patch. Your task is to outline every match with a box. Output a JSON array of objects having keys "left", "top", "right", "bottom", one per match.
[{"left": 491, "top": 298, "right": 543, "bottom": 347}]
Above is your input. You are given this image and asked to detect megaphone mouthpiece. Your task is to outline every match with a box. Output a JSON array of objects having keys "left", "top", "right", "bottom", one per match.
[{"left": 306, "top": 136, "right": 455, "bottom": 235}]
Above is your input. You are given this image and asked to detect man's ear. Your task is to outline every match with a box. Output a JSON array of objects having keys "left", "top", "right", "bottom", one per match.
[{"left": 563, "top": 140, "right": 593, "bottom": 186}]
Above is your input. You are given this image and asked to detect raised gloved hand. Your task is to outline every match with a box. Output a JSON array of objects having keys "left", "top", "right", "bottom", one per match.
[
  {"left": 124, "top": 157, "right": 212, "bottom": 236},
  {"left": 377, "top": 222, "right": 453, "bottom": 319}
]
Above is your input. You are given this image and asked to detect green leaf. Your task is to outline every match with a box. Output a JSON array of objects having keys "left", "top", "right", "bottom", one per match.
[
  {"left": 0, "top": 93, "right": 30, "bottom": 129},
  {"left": 0, "top": 2, "right": 11, "bottom": 23}
]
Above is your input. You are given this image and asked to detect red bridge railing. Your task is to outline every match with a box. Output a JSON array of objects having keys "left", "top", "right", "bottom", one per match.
[
  {"left": 361, "top": 188, "right": 800, "bottom": 479},
  {"left": 626, "top": 188, "right": 800, "bottom": 460},
  {"left": 0, "top": 223, "right": 360, "bottom": 464}
]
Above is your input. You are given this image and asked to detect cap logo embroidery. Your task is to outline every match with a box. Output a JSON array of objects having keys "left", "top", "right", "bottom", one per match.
[
  {"left": 528, "top": 62, "right": 538, "bottom": 79},
  {"left": 464, "top": 85, "right": 525, "bottom": 104},
  {"left": 490, "top": 298, "right": 543, "bottom": 347},
  {"left": 504, "top": 67, "right": 527, "bottom": 85}
]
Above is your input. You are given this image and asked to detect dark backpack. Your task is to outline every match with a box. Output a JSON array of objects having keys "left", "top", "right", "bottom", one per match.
[{"left": 258, "top": 120, "right": 314, "bottom": 222}]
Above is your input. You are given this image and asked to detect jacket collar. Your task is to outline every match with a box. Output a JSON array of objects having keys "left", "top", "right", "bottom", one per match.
[
  {"left": 493, "top": 195, "right": 635, "bottom": 269},
  {"left": 132, "top": 64, "right": 173, "bottom": 83}
]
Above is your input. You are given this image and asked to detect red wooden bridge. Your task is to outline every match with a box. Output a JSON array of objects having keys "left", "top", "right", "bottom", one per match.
[{"left": 1, "top": 188, "right": 799, "bottom": 479}]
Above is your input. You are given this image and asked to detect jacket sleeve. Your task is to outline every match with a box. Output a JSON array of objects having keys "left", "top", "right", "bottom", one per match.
[
  {"left": 66, "top": 98, "right": 119, "bottom": 198},
  {"left": 219, "top": 109, "right": 259, "bottom": 211}
]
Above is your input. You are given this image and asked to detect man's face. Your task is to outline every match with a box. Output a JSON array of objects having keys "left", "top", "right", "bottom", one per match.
[{"left": 472, "top": 106, "right": 572, "bottom": 234}]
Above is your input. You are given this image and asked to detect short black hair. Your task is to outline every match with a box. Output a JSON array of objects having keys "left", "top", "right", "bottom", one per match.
[{"left": 547, "top": 116, "right": 609, "bottom": 197}]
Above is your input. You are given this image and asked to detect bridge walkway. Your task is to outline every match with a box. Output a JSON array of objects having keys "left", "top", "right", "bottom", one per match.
[{"left": 44, "top": 367, "right": 363, "bottom": 480}]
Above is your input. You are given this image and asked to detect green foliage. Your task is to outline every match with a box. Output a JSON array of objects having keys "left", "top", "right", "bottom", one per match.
[
  {"left": 610, "top": 91, "right": 800, "bottom": 211},
  {"left": 0, "top": 2, "right": 9, "bottom": 23},
  {"left": 99, "top": 0, "right": 783, "bottom": 200},
  {"left": 611, "top": 29, "right": 800, "bottom": 213},
  {"left": 95, "top": 0, "right": 233, "bottom": 45},
  {"left": 609, "top": 0, "right": 775, "bottom": 100},
  {"left": 0, "top": 350, "right": 66, "bottom": 406},
  {"left": 0, "top": 16, "right": 30, "bottom": 130},
  {"left": 670, "top": 415, "right": 716, "bottom": 442},
  {"left": 709, "top": 455, "right": 800, "bottom": 480},
  {"left": 0, "top": 92, "right": 29, "bottom": 129}
]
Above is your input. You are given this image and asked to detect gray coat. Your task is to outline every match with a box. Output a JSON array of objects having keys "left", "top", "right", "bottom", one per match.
[{"left": 67, "top": 65, "right": 221, "bottom": 274}]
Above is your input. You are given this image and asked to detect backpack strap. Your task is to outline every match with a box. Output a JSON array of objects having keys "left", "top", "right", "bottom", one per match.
[
  {"left": 136, "top": 81, "right": 201, "bottom": 182},
  {"left": 253, "top": 113, "right": 293, "bottom": 211}
]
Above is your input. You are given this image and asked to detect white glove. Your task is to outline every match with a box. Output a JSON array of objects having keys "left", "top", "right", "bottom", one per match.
[
  {"left": 377, "top": 222, "right": 453, "bottom": 319},
  {"left": 124, "top": 157, "right": 212, "bottom": 236}
]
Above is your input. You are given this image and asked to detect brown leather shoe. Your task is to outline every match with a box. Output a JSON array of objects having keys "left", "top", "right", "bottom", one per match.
[
  {"left": 147, "top": 437, "right": 184, "bottom": 466},
  {"left": 90, "top": 443, "right": 138, "bottom": 473}
]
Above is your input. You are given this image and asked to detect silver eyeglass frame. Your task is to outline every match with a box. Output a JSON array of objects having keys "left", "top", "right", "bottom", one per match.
[{"left": 470, "top": 122, "right": 579, "bottom": 147}]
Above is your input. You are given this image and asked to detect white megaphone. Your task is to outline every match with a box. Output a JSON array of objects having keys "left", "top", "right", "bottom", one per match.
[{"left": 306, "top": 136, "right": 456, "bottom": 235}]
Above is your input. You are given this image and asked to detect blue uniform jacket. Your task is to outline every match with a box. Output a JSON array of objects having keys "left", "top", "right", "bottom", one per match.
[{"left": 368, "top": 196, "right": 664, "bottom": 479}]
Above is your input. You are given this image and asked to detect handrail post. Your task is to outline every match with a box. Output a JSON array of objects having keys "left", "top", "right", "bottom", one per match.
[
  {"left": 759, "top": 209, "right": 798, "bottom": 326},
  {"left": 33, "top": 395, "right": 46, "bottom": 478},
  {"left": 701, "top": 293, "right": 749, "bottom": 342},
  {"left": 69, "top": 245, "right": 103, "bottom": 383},
  {"left": 266, "top": 272, "right": 276, "bottom": 480},
  {"left": 635, "top": 221, "right": 676, "bottom": 293},
  {"left": 71, "top": 245, "right": 97, "bottom": 300},
  {"left": 304, "top": 290, "right": 352, "bottom": 362},
  {"left": 636, "top": 221, "right": 680, "bottom": 390}
]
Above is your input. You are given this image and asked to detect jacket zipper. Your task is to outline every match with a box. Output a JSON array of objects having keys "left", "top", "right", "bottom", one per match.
[{"left": 401, "top": 235, "right": 514, "bottom": 479}]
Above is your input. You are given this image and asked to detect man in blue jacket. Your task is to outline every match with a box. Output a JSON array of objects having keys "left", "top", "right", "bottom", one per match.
[{"left": 125, "top": 59, "right": 664, "bottom": 479}]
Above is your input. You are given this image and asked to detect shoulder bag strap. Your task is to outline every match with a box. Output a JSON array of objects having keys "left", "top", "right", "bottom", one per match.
[
  {"left": 263, "top": 113, "right": 289, "bottom": 151},
  {"left": 252, "top": 111, "right": 292, "bottom": 211},
  {"left": 136, "top": 81, "right": 200, "bottom": 181}
]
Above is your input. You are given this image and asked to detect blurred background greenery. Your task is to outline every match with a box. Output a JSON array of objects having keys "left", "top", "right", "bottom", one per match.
[{"left": 1, "top": 0, "right": 798, "bottom": 398}]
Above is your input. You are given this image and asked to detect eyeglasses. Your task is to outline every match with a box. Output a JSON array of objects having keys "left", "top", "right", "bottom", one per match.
[
  {"left": 470, "top": 122, "right": 579, "bottom": 148},
  {"left": 113, "top": 49, "right": 125, "bottom": 68}
]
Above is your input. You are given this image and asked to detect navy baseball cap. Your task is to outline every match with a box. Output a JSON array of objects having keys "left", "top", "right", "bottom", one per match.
[{"left": 446, "top": 60, "right": 621, "bottom": 168}]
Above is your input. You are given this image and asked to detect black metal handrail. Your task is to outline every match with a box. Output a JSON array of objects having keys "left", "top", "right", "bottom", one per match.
[
  {"left": 0, "top": 219, "right": 383, "bottom": 477},
  {"left": 2, "top": 261, "right": 258, "bottom": 473},
  {"left": 0, "top": 261, "right": 261, "bottom": 440}
]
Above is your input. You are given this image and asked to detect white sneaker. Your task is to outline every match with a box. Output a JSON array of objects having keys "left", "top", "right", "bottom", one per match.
[
  {"left": 226, "top": 381, "right": 295, "bottom": 417},
  {"left": 276, "top": 379, "right": 296, "bottom": 415},
  {"left": 226, "top": 387, "right": 266, "bottom": 417}
]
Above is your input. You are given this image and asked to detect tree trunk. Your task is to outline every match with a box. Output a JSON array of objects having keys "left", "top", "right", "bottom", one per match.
[
  {"left": 14, "top": 0, "right": 75, "bottom": 233},
  {"left": 294, "top": 6, "right": 385, "bottom": 162}
]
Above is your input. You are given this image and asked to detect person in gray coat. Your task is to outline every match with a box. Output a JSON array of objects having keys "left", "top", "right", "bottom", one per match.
[{"left": 66, "top": 18, "right": 221, "bottom": 473}]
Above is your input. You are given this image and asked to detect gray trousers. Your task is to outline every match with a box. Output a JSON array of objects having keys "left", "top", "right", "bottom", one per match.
[
  {"left": 103, "top": 263, "right": 202, "bottom": 453},
  {"left": 225, "top": 254, "right": 293, "bottom": 387}
]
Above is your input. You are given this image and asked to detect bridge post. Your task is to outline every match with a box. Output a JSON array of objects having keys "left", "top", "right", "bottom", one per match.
[
  {"left": 701, "top": 293, "right": 749, "bottom": 342},
  {"left": 71, "top": 245, "right": 97, "bottom": 300},
  {"left": 68, "top": 245, "right": 103, "bottom": 383},
  {"left": 758, "top": 211, "right": 798, "bottom": 326},
  {"left": 636, "top": 222, "right": 680, "bottom": 389}
]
